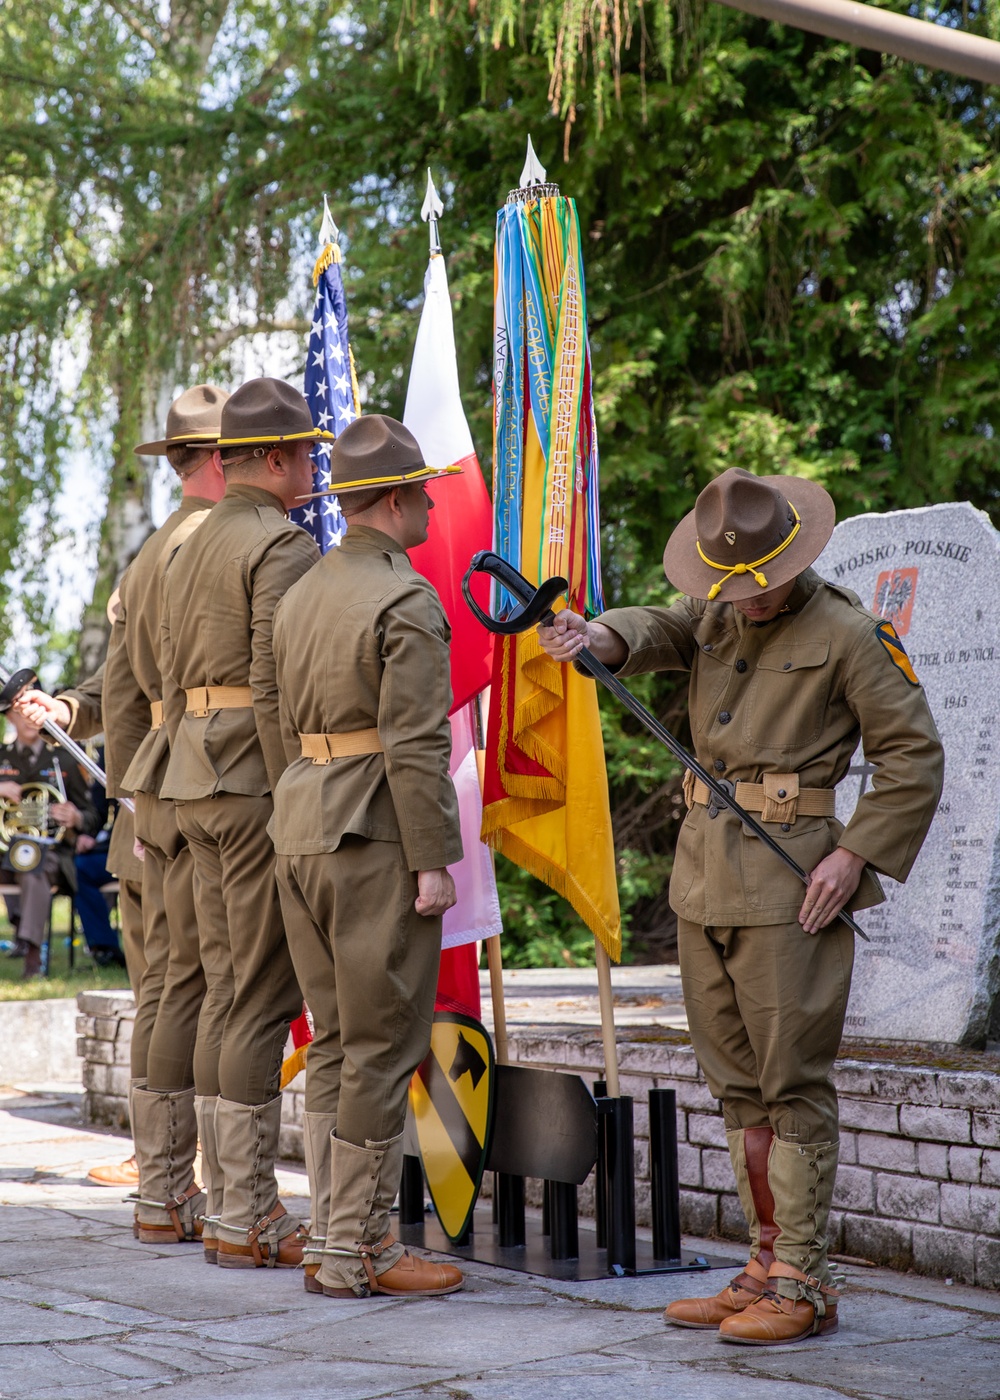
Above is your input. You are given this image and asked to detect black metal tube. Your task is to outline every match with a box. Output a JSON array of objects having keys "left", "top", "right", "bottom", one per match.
[
  {"left": 496, "top": 1172, "right": 526, "bottom": 1248},
  {"left": 542, "top": 1177, "right": 551, "bottom": 1236},
  {"left": 549, "top": 1181, "right": 579, "bottom": 1260},
  {"left": 398, "top": 1154, "right": 425, "bottom": 1225},
  {"left": 649, "top": 1089, "right": 683, "bottom": 1262},
  {"left": 601, "top": 1096, "right": 636, "bottom": 1274},
  {"left": 593, "top": 1079, "right": 608, "bottom": 1249}
]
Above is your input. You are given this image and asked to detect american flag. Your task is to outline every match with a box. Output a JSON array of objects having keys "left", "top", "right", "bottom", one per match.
[{"left": 288, "top": 240, "right": 358, "bottom": 552}]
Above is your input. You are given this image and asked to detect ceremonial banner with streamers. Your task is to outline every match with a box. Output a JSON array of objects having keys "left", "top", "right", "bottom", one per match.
[{"left": 483, "top": 192, "right": 621, "bottom": 961}]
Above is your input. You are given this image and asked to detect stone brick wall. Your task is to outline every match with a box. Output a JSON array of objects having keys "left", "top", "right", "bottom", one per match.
[{"left": 77, "top": 991, "right": 1000, "bottom": 1289}]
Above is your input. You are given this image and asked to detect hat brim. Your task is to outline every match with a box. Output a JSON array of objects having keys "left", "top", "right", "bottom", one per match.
[
  {"left": 134, "top": 433, "right": 222, "bottom": 457},
  {"left": 662, "top": 475, "right": 836, "bottom": 602},
  {"left": 216, "top": 428, "right": 336, "bottom": 447},
  {"left": 297, "top": 463, "right": 464, "bottom": 503}
]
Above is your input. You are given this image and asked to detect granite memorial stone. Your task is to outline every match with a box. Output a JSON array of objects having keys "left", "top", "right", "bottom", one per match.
[{"left": 815, "top": 501, "right": 1000, "bottom": 1046}]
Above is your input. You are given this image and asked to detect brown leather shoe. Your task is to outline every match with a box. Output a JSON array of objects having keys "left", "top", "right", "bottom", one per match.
[
  {"left": 216, "top": 1209, "right": 307, "bottom": 1269},
  {"left": 718, "top": 1261, "right": 839, "bottom": 1344},
  {"left": 22, "top": 943, "right": 42, "bottom": 979},
  {"left": 320, "top": 1234, "right": 463, "bottom": 1299},
  {"left": 87, "top": 1155, "right": 139, "bottom": 1187},
  {"left": 664, "top": 1255, "right": 769, "bottom": 1328}
]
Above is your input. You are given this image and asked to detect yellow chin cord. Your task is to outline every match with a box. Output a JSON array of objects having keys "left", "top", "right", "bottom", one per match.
[{"left": 697, "top": 503, "right": 802, "bottom": 601}]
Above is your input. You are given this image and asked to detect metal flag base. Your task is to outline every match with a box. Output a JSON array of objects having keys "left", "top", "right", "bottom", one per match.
[{"left": 397, "top": 1086, "right": 739, "bottom": 1281}]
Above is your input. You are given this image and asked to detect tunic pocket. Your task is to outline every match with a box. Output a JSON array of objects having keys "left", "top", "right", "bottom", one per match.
[
  {"left": 741, "top": 640, "right": 830, "bottom": 751},
  {"left": 740, "top": 814, "right": 839, "bottom": 914}
]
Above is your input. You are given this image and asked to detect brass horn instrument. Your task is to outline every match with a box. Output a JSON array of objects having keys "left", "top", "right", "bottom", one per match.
[{"left": 0, "top": 781, "right": 66, "bottom": 873}]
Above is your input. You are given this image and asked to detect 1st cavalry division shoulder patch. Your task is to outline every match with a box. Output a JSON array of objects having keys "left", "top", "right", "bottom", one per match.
[{"left": 875, "top": 621, "right": 920, "bottom": 686}]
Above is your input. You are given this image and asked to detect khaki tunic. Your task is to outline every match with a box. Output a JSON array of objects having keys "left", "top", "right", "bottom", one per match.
[
  {"left": 271, "top": 525, "right": 462, "bottom": 1143},
  {"left": 599, "top": 568, "right": 944, "bottom": 927},
  {"left": 159, "top": 483, "right": 318, "bottom": 1108}
]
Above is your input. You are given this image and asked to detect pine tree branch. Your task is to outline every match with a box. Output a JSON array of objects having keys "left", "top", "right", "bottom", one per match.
[
  {"left": 197, "top": 319, "right": 309, "bottom": 358},
  {"left": 104, "top": 0, "right": 164, "bottom": 52}
]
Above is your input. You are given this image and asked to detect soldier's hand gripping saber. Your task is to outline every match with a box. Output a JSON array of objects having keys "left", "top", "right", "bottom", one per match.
[
  {"left": 462, "top": 551, "right": 868, "bottom": 941},
  {"left": 0, "top": 666, "right": 135, "bottom": 813}
]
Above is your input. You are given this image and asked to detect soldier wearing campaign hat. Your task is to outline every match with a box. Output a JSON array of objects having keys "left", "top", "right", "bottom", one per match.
[
  {"left": 18, "top": 384, "right": 229, "bottom": 1220},
  {"left": 538, "top": 467, "right": 943, "bottom": 1344},
  {"left": 159, "top": 377, "right": 326, "bottom": 1269},
  {"left": 270, "top": 414, "right": 464, "bottom": 1298}
]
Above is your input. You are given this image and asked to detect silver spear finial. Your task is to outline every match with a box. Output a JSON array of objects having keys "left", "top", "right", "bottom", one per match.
[
  {"left": 507, "top": 136, "right": 560, "bottom": 205},
  {"left": 319, "top": 194, "right": 340, "bottom": 248},
  {"left": 421, "top": 169, "right": 444, "bottom": 255}
]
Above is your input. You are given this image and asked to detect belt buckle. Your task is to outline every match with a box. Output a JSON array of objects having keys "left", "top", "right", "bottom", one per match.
[{"left": 707, "top": 778, "right": 734, "bottom": 820}]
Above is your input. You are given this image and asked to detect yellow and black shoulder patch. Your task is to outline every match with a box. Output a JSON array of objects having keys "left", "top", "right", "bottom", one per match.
[{"left": 875, "top": 621, "right": 920, "bottom": 686}]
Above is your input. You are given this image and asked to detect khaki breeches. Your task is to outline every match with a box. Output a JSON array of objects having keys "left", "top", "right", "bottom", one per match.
[
  {"left": 118, "top": 876, "right": 144, "bottom": 998},
  {"left": 133, "top": 792, "right": 206, "bottom": 1094},
  {"left": 176, "top": 793, "right": 301, "bottom": 1105},
  {"left": 677, "top": 917, "right": 855, "bottom": 1144},
  {"left": 276, "top": 837, "right": 442, "bottom": 1148}
]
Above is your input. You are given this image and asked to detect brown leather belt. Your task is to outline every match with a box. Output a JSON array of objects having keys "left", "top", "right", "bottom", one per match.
[
  {"left": 688, "top": 774, "right": 835, "bottom": 824},
  {"left": 300, "top": 729, "right": 383, "bottom": 765},
  {"left": 184, "top": 685, "right": 253, "bottom": 717},
  {"left": 150, "top": 701, "right": 164, "bottom": 731}
]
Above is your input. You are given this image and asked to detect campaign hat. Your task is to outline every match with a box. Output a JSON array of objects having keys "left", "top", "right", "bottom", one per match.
[
  {"left": 216, "top": 378, "right": 335, "bottom": 447},
  {"left": 301, "top": 414, "right": 462, "bottom": 499},
  {"left": 134, "top": 384, "right": 230, "bottom": 456},
  {"left": 662, "top": 468, "right": 835, "bottom": 602}
]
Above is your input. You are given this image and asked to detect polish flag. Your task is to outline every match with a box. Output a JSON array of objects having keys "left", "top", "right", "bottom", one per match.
[{"left": 404, "top": 246, "right": 502, "bottom": 1015}]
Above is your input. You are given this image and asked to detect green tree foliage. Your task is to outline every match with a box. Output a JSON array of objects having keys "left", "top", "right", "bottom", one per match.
[{"left": 2, "top": 0, "right": 999, "bottom": 959}]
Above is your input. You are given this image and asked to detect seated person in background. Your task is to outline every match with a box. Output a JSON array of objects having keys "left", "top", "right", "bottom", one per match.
[
  {"left": 0, "top": 710, "right": 100, "bottom": 979},
  {"left": 74, "top": 746, "right": 127, "bottom": 969}
]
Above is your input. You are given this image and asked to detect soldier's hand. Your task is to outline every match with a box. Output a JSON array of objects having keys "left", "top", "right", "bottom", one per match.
[
  {"left": 799, "top": 848, "right": 866, "bottom": 933},
  {"left": 537, "top": 609, "right": 589, "bottom": 662},
  {"left": 50, "top": 801, "right": 81, "bottom": 829},
  {"left": 415, "top": 867, "right": 457, "bottom": 917},
  {"left": 133, "top": 839, "right": 145, "bottom": 862},
  {"left": 15, "top": 689, "right": 71, "bottom": 729},
  {"left": 75, "top": 834, "right": 97, "bottom": 854},
  {"left": 0, "top": 781, "right": 22, "bottom": 802}
]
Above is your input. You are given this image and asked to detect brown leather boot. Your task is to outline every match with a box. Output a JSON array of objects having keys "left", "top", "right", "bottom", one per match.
[
  {"left": 719, "top": 1261, "right": 840, "bottom": 1344},
  {"left": 217, "top": 1205, "right": 308, "bottom": 1269},
  {"left": 22, "top": 943, "right": 42, "bottom": 979},
  {"left": 320, "top": 1233, "right": 463, "bottom": 1299},
  {"left": 663, "top": 1254, "right": 769, "bottom": 1328}
]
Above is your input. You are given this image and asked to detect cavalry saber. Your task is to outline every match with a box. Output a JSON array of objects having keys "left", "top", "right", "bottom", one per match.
[
  {"left": 0, "top": 667, "right": 135, "bottom": 814},
  {"left": 462, "top": 551, "right": 868, "bottom": 941}
]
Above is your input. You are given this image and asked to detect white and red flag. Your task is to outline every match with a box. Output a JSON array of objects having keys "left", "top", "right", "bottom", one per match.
[{"left": 404, "top": 177, "right": 502, "bottom": 1015}]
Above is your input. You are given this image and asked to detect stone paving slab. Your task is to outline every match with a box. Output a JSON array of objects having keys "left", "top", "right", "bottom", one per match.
[{"left": 3, "top": 1085, "right": 1000, "bottom": 1400}]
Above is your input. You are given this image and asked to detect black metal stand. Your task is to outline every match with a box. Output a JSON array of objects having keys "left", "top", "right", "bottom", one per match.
[
  {"left": 593, "top": 1079, "right": 608, "bottom": 1249},
  {"left": 496, "top": 1171, "right": 526, "bottom": 1247},
  {"left": 649, "top": 1088, "right": 682, "bottom": 1262},
  {"left": 548, "top": 1181, "right": 579, "bottom": 1260},
  {"left": 398, "top": 1153, "right": 425, "bottom": 1225},
  {"left": 601, "top": 1096, "right": 637, "bottom": 1274}
]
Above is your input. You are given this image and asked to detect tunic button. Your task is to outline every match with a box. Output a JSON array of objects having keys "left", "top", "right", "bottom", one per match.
[
  {"left": 777, "top": 788, "right": 786, "bottom": 799},
  {"left": 714, "top": 759, "right": 725, "bottom": 772},
  {"left": 719, "top": 712, "right": 731, "bottom": 725},
  {"left": 781, "top": 823, "right": 791, "bottom": 832},
  {"left": 703, "top": 644, "right": 713, "bottom": 652},
  {"left": 735, "top": 659, "right": 747, "bottom": 673},
  {"left": 783, "top": 662, "right": 792, "bottom": 671}
]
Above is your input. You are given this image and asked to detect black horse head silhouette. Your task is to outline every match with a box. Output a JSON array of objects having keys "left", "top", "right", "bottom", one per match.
[{"left": 448, "top": 1030, "right": 487, "bottom": 1090}]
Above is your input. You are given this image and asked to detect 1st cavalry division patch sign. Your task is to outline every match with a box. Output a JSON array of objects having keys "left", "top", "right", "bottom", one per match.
[{"left": 408, "top": 1012, "right": 496, "bottom": 1242}]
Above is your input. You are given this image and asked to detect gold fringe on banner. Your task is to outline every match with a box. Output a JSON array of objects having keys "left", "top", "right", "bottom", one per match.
[{"left": 312, "top": 240, "right": 342, "bottom": 285}]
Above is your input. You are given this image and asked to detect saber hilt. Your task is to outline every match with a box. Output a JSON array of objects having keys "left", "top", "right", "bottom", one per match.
[
  {"left": 461, "top": 551, "right": 869, "bottom": 941},
  {"left": 0, "top": 666, "right": 135, "bottom": 814}
]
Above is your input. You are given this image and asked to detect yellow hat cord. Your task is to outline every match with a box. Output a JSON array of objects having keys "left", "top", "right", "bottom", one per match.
[{"left": 697, "top": 503, "right": 802, "bottom": 601}]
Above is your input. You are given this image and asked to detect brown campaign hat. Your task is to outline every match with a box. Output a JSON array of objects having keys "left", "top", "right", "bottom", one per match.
[
  {"left": 216, "top": 377, "right": 335, "bottom": 447},
  {"left": 134, "top": 384, "right": 230, "bottom": 456},
  {"left": 662, "top": 468, "right": 836, "bottom": 603},
  {"left": 301, "top": 414, "right": 462, "bottom": 500}
]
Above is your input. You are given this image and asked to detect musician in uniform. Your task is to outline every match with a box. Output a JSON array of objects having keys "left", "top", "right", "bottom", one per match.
[
  {"left": 159, "top": 378, "right": 322, "bottom": 1269},
  {"left": 538, "top": 467, "right": 943, "bottom": 1344},
  {"left": 270, "top": 415, "right": 464, "bottom": 1298},
  {"left": 0, "top": 709, "right": 99, "bottom": 979}
]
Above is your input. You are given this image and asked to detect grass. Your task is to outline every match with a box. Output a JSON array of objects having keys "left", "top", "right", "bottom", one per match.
[{"left": 0, "top": 897, "right": 131, "bottom": 1002}]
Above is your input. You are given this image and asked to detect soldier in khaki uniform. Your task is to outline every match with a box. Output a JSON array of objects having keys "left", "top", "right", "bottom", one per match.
[
  {"left": 539, "top": 468, "right": 943, "bottom": 1344},
  {"left": 271, "top": 415, "right": 464, "bottom": 1298},
  {"left": 160, "top": 378, "right": 323, "bottom": 1269},
  {"left": 19, "top": 386, "right": 229, "bottom": 1221}
]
